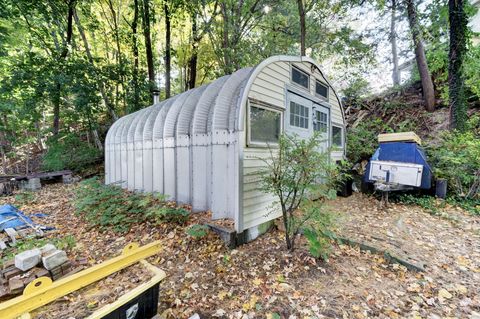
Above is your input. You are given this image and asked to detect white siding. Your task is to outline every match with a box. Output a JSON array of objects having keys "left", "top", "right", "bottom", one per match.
[
  {"left": 242, "top": 60, "right": 345, "bottom": 230},
  {"left": 242, "top": 148, "right": 281, "bottom": 229}
]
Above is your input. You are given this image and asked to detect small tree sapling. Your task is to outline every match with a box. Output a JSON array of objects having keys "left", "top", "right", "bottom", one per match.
[{"left": 259, "top": 133, "right": 341, "bottom": 257}]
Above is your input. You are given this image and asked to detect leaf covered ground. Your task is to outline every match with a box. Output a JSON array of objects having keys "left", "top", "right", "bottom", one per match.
[{"left": 1, "top": 184, "right": 479, "bottom": 318}]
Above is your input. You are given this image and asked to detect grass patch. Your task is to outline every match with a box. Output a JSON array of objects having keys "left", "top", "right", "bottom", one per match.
[
  {"left": 74, "top": 177, "right": 189, "bottom": 233},
  {"left": 395, "top": 193, "right": 480, "bottom": 216}
]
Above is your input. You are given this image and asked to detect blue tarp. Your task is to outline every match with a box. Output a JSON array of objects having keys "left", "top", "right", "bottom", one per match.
[
  {"left": 364, "top": 142, "right": 433, "bottom": 189},
  {"left": 0, "top": 204, "right": 37, "bottom": 231}
]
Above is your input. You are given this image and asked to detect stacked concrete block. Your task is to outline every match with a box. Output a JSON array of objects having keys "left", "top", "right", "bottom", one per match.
[
  {"left": 14, "top": 248, "right": 41, "bottom": 271},
  {"left": 1, "top": 244, "right": 74, "bottom": 297}
]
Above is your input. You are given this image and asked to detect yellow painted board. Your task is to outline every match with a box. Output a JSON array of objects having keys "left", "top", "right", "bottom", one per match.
[
  {"left": 378, "top": 132, "right": 421, "bottom": 145},
  {"left": 0, "top": 241, "right": 161, "bottom": 319}
]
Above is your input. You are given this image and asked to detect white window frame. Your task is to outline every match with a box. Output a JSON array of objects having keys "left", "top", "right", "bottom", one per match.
[
  {"left": 313, "top": 109, "right": 329, "bottom": 133},
  {"left": 289, "top": 101, "right": 310, "bottom": 130},
  {"left": 247, "top": 101, "right": 283, "bottom": 148},
  {"left": 315, "top": 80, "right": 329, "bottom": 100},
  {"left": 331, "top": 123, "right": 345, "bottom": 149},
  {"left": 290, "top": 65, "right": 310, "bottom": 91}
]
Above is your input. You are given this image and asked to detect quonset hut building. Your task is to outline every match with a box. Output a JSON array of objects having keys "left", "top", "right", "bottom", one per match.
[{"left": 105, "top": 55, "right": 346, "bottom": 239}]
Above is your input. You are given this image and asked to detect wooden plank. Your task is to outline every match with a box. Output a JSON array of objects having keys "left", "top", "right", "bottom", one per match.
[
  {"left": 378, "top": 132, "right": 422, "bottom": 145},
  {"left": 15, "top": 170, "right": 72, "bottom": 181}
]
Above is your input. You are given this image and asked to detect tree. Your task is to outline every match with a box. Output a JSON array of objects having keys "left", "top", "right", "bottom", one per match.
[
  {"left": 390, "top": 0, "right": 400, "bottom": 86},
  {"left": 208, "top": 0, "right": 267, "bottom": 75},
  {"left": 131, "top": 0, "right": 141, "bottom": 110},
  {"left": 164, "top": 1, "right": 172, "bottom": 98},
  {"left": 142, "top": 0, "right": 156, "bottom": 99},
  {"left": 405, "top": 0, "right": 436, "bottom": 112},
  {"left": 297, "top": 0, "right": 307, "bottom": 56},
  {"left": 52, "top": 0, "right": 76, "bottom": 135},
  {"left": 260, "top": 133, "right": 338, "bottom": 255},
  {"left": 448, "top": 0, "right": 468, "bottom": 131}
]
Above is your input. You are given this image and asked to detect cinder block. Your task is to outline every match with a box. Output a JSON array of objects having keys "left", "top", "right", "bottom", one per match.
[
  {"left": 15, "top": 248, "right": 41, "bottom": 271},
  {"left": 39, "top": 244, "right": 57, "bottom": 256},
  {"left": 42, "top": 250, "right": 68, "bottom": 270}
]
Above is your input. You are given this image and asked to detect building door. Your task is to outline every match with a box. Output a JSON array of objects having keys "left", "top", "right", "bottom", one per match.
[
  {"left": 285, "top": 93, "right": 312, "bottom": 139},
  {"left": 313, "top": 103, "right": 330, "bottom": 153}
]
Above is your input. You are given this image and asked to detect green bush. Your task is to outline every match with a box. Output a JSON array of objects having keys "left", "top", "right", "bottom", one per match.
[
  {"left": 347, "top": 118, "right": 392, "bottom": 164},
  {"left": 42, "top": 134, "right": 102, "bottom": 172},
  {"left": 428, "top": 116, "right": 480, "bottom": 200},
  {"left": 259, "top": 133, "right": 339, "bottom": 259},
  {"left": 74, "top": 178, "right": 189, "bottom": 233},
  {"left": 186, "top": 224, "right": 210, "bottom": 238},
  {"left": 342, "top": 77, "right": 371, "bottom": 100}
]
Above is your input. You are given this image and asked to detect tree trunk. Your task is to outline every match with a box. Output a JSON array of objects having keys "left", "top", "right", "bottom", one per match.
[
  {"left": 220, "top": 3, "right": 232, "bottom": 75},
  {"left": 390, "top": 0, "right": 400, "bottom": 86},
  {"left": 74, "top": 10, "right": 118, "bottom": 121},
  {"left": 405, "top": 0, "right": 435, "bottom": 112},
  {"left": 142, "top": 0, "right": 156, "bottom": 100},
  {"left": 187, "top": 12, "right": 198, "bottom": 90},
  {"left": 52, "top": 0, "right": 75, "bottom": 135},
  {"left": 297, "top": 0, "right": 306, "bottom": 56},
  {"left": 107, "top": 0, "right": 127, "bottom": 112},
  {"left": 448, "top": 0, "right": 468, "bottom": 131},
  {"left": 164, "top": 1, "right": 171, "bottom": 99},
  {"left": 132, "top": 0, "right": 140, "bottom": 110}
]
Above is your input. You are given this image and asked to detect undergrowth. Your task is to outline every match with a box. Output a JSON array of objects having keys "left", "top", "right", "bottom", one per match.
[
  {"left": 74, "top": 178, "right": 189, "bottom": 233},
  {"left": 42, "top": 134, "right": 102, "bottom": 172},
  {"left": 395, "top": 193, "right": 479, "bottom": 217}
]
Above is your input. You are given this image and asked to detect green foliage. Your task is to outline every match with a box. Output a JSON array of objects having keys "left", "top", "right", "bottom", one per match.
[
  {"left": 186, "top": 224, "right": 210, "bottom": 238},
  {"left": 396, "top": 193, "right": 479, "bottom": 217},
  {"left": 14, "top": 191, "right": 36, "bottom": 206},
  {"left": 74, "top": 177, "right": 189, "bottom": 233},
  {"left": 396, "top": 194, "right": 441, "bottom": 215},
  {"left": 0, "top": 235, "right": 76, "bottom": 267},
  {"left": 346, "top": 118, "right": 392, "bottom": 164},
  {"left": 446, "top": 196, "right": 480, "bottom": 215},
  {"left": 259, "top": 133, "right": 339, "bottom": 257},
  {"left": 42, "top": 134, "right": 102, "bottom": 172},
  {"left": 428, "top": 116, "right": 480, "bottom": 199},
  {"left": 342, "top": 77, "right": 371, "bottom": 100}
]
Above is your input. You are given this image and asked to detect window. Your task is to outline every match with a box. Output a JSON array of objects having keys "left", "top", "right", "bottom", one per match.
[
  {"left": 314, "top": 110, "right": 328, "bottom": 133},
  {"left": 249, "top": 104, "right": 281, "bottom": 144},
  {"left": 291, "top": 67, "right": 309, "bottom": 89},
  {"left": 289, "top": 101, "right": 309, "bottom": 129},
  {"left": 332, "top": 125, "right": 343, "bottom": 147},
  {"left": 315, "top": 81, "right": 328, "bottom": 99}
]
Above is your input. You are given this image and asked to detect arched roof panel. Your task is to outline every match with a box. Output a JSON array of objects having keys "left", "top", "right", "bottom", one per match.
[
  {"left": 192, "top": 75, "right": 230, "bottom": 135},
  {"left": 127, "top": 109, "right": 147, "bottom": 143},
  {"left": 176, "top": 84, "right": 208, "bottom": 136},
  {"left": 163, "top": 90, "right": 194, "bottom": 138},
  {"left": 212, "top": 68, "right": 252, "bottom": 131},
  {"left": 143, "top": 100, "right": 167, "bottom": 141},
  {"left": 152, "top": 96, "right": 179, "bottom": 140},
  {"left": 134, "top": 106, "right": 155, "bottom": 141}
]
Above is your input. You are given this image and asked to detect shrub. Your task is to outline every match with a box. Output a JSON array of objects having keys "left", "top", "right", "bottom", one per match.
[
  {"left": 186, "top": 224, "right": 210, "bottom": 238},
  {"left": 42, "top": 133, "right": 102, "bottom": 172},
  {"left": 347, "top": 118, "right": 392, "bottom": 164},
  {"left": 74, "top": 177, "right": 189, "bottom": 233},
  {"left": 428, "top": 116, "right": 480, "bottom": 200},
  {"left": 259, "top": 133, "right": 340, "bottom": 258}
]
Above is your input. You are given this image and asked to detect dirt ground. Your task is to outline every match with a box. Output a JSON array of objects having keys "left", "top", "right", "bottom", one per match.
[{"left": 1, "top": 184, "right": 479, "bottom": 319}]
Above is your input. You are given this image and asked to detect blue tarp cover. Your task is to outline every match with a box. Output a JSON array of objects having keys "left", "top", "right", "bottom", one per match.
[
  {"left": 0, "top": 204, "right": 36, "bottom": 231},
  {"left": 364, "top": 142, "right": 433, "bottom": 189}
]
